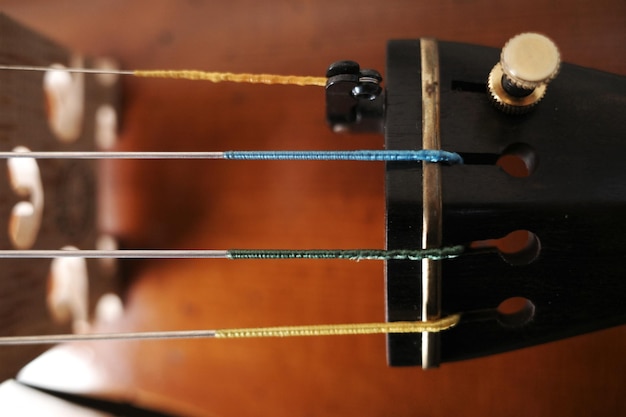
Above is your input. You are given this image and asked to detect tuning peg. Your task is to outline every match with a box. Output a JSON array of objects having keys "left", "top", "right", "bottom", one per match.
[
  {"left": 43, "top": 58, "right": 85, "bottom": 142},
  {"left": 47, "top": 247, "right": 90, "bottom": 334},
  {"left": 7, "top": 147, "right": 44, "bottom": 249}
]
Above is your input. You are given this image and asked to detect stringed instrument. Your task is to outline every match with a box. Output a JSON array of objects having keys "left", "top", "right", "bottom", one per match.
[{"left": 0, "top": 2, "right": 625, "bottom": 416}]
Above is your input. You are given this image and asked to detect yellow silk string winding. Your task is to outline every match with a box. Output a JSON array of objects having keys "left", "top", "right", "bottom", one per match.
[
  {"left": 214, "top": 314, "right": 461, "bottom": 339},
  {"left": 134, "top": 70, "right": 327, "bottom": 86}
]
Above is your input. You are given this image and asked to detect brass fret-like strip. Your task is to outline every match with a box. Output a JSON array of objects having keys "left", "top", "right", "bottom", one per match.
[{"left": 420, "top": 38, "right": 443, "bottom": 369}]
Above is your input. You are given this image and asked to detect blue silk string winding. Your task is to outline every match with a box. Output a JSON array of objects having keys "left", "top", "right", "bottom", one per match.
[{"left": 224, "top": 150, "right": 463, "bottom": 164}]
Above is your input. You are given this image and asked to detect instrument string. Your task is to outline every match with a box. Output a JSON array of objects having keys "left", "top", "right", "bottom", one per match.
[
  {"left": 0, "top": 150, "right": 463, "bottom": 163},
  {"left": 0, "top": 245, "right": 465, "bottom": 260},
  {"left": 0, "top": 65, "right": 326, "bottom": 86},
  {"left": 0, "top": 314, "right": 461, "bottom": 346}
]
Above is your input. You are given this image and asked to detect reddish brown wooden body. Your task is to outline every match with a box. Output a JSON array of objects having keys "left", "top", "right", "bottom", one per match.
[{"left": 2, "top": 1, "right": 625, "bottom": 416}]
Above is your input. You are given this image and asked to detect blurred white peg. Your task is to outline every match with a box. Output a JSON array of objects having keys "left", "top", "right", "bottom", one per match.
[{"left": 7, "top": 146, "right": 44, "bottom": 249}]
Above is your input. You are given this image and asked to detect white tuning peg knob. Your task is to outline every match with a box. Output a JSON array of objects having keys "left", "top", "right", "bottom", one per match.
[
  {"left": 48, "top": 247, "right": 90, "bottom": 334},
  {"left": 44, "top": 58, "right": 85, "bottom": 143},
  {"left": 7, "top": 146, "right": 44, "bottom": 249}
]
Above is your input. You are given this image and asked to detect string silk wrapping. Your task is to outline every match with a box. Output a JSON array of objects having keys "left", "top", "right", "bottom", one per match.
[{"left": 134, "top": 70, "right": 327, "bottom": 86}]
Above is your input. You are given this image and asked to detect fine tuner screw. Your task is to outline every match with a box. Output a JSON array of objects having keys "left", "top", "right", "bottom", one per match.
[{"left": 488, "top": 33, "right": 561, "bottom": 114}]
